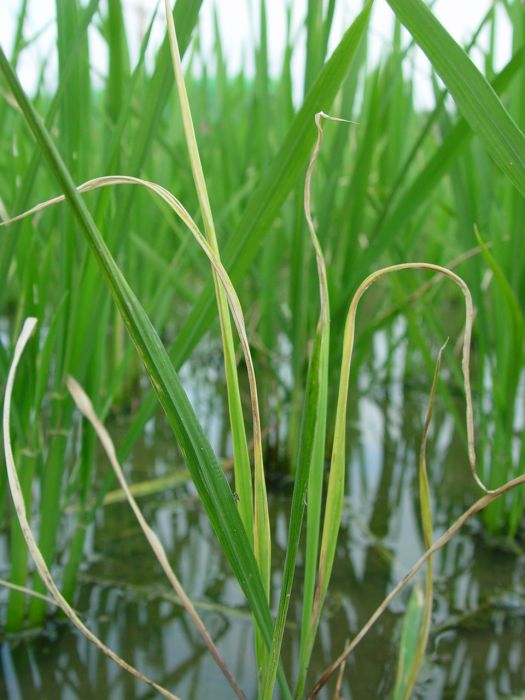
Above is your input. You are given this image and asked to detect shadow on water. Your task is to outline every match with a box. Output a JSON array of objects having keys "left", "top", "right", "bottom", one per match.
[{"left": 1, "top": 339, "right": 525, "bottom": 699}]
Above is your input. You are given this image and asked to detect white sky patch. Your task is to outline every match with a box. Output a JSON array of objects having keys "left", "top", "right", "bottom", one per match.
[{"left": 0, "top": 0, "right": 513, "bottom": 109}]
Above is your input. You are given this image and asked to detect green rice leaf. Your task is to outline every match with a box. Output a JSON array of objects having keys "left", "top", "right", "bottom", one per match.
[
  {"left": 164, "top": 0, "right": 256, "bottom": 553},
  {"left": 474, "top": 226, "right": 525, "bottom": 334},
  {"left": 393, "top": 584, "right": 425, "bottom": 700},
  {"left": 262, "top": 325, "right": 327, "bottom": 700},
  {"left": 357, "top": 48, "right": 524, "bottom": 282},
  {"left": 170, "top": 0, "right": 374, "bottom": 368},
  {"left": 0, "top": 45, "right": 276, "bottom": 652},
  {"left": 113, "top": 0, "right": 372, "bottom": 473},
  {"left": 385, "top": 0, "right": 525, "bottom": 198}
]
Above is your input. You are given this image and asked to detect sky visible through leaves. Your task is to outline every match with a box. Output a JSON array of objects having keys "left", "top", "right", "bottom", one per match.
[{"left": 1, "top": 0, "right": 513, "bottom": 108}]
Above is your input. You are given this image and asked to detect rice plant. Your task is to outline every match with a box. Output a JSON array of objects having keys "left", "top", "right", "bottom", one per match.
[{"left": 1, "top": 0, "right": 525, "bottom": 698}]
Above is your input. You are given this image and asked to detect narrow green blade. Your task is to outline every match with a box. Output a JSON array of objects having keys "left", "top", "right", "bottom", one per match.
[
  {"left": 170, "top": 0, "right": 374, "bottom": 367},
  {"left": 114, "top": 0, "right": 373, "bottom": 508},
  {"left": 356, "top": 49, "right": 523, "bottom": 282},
  {"left": 392, "top": 585, "right": 425, "bottom": 700},
  {"left": 386, "top": 0, "right": 525, "bottom": 198},
  {"left": 0, "top": 46, "right": 276, "bottom": 649}
]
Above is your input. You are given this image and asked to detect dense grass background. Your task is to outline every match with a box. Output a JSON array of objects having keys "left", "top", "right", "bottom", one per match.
[{"left": 1, "top": 0, "right": 525, "bottom": 696}]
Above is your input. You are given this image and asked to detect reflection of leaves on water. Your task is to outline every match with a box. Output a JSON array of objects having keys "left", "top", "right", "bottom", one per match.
[
  {"left": 323, "top": 590, "right": 344, "bottom": 619},
  {"left": 431, "top": 591, "right": 525, "bottom": 638},
  {"left": 432, "top": 601, "right": 493, "bottom": 635},
  {"left": 488, "top": 592, "right": 525, "bottom": 614}
]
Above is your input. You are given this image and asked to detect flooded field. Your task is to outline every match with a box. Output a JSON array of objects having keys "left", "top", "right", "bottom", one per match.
[{"left": 2, "top": 366, "right": 524, "bottom": 700}]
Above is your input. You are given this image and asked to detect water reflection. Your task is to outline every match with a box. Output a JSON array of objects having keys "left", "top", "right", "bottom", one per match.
[{"left": 1, "top": 366, "right": 525, "bottom": 698}]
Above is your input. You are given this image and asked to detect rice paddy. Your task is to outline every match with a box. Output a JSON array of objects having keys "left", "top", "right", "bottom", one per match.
[{"left": 1, "top": 0, "right": 525, "bottom": 698}]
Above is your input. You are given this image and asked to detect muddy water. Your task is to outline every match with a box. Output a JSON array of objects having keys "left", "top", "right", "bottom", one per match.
[{"left": 1, "top": 365, "right": 525, "bottom": 699}]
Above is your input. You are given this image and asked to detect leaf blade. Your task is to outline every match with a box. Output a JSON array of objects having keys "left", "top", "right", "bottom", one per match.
[
  {"left": 0, "top": 44, "right": 276, "bottom": 650},
  {"left": 385, "top": 0, "right": 525, "bottom": 198}
]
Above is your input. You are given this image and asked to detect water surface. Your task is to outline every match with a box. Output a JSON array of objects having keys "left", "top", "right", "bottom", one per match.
[{"left": 1, "top": 361, "right": 524, "bottom": 699}]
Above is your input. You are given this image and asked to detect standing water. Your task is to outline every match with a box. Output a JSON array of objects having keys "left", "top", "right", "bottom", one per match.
[{"left": 1, "top": 348, "right": 524, "bottom": 699}]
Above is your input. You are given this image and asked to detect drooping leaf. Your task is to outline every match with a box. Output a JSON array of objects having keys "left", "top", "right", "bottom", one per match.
[{"left": 0, "top": 44, "right": 277, "bottom": 653}]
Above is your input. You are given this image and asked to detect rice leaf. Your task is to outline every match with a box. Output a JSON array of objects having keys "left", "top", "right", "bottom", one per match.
[
  {"left": 0, "top": 45, "right": 277, "bottom": 652},
  {"left": 260, "top": 152, "right": 330, "bottom": 693},
  {"left": 359, "top": 49, "right": 523, "bottom": 281},
  {"left": 169, "top": 0, "right": 374, "bottom": 368},
  {"left": 164, "top": 0, "right": 258, "bottom": 562},
  {"left": 392, "top": 584, "right": 425, "bottom": 700},
  {"left": 385, "top": 0, "right": 525, "bottom": 198},
  {"left": 67, "top": 376, "right": 247, "bottom": 700},
  {"left": 112, "top": 0, "right": 374, "bottom": 545},
  {"left": 393, "top": 340, "right": 446, "bottom": 700},
  {"left": 3, "top": 319, "right": 181, "bottom": 700}
]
